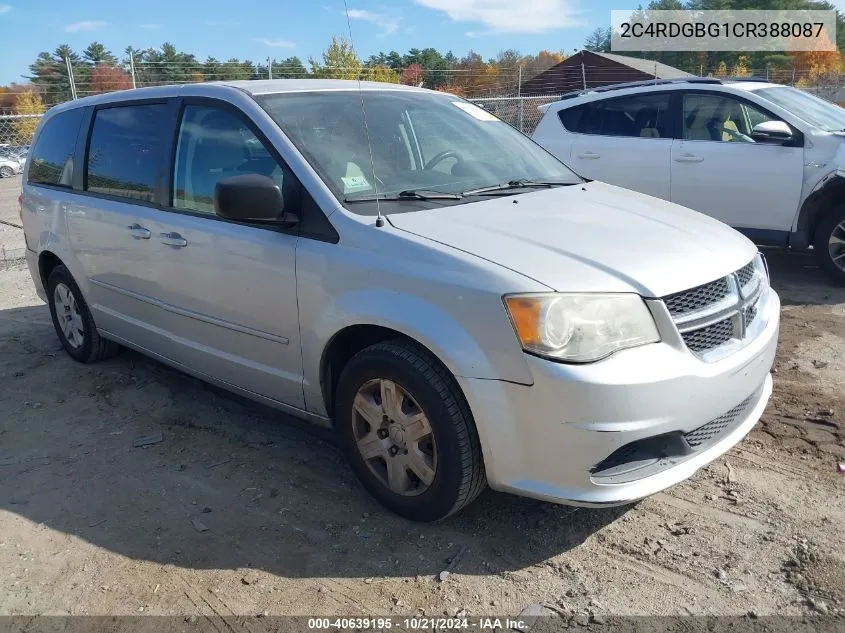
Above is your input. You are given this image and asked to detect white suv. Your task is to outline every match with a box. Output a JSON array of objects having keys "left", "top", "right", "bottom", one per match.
[{"left": 533, "top": 78, "right": 845, "bottom": 284}]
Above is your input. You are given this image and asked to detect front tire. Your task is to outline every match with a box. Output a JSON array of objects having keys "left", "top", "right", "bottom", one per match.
[
  {"left": 47, "top": 265, "right": 121, "bottom": 363},
  {"left": 815, "top": 204, "right": 845, "bottom": 286},
  {"left": 335, "top": 340, "right": 486, "bottom": 521},
  {"left": 0, "top": 166, "right": 13, "bottom": 178}
]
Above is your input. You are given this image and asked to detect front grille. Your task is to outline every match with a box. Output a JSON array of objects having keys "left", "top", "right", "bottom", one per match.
[
  {"left": 736, "top": 261, "right": 755, "bottom": 289},
  {"left": 664, "top": 277, "right": 730, "bottom": 317},
  {"left": 681, "top": 317, "right": 734, "bottom": 353},
  {"left": 684, "top": 391, "right": 756, "bottom": 448},
  {"left": 662, "top": 258, "right": 763, "bottom": 358},
  {"left": 744, "top": 301, "right": 758, "bottom": 329}
]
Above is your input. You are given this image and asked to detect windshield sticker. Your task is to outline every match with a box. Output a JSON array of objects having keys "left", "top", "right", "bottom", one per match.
[
  {"left": 341, "top": 175, "right": 372, "bottom": 194},
  {"left": 452, "top": 101, "right": 498, "bottom": 121}
]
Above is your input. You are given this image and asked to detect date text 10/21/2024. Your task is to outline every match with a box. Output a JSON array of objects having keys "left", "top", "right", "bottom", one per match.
[{"left": 307, "top": 617, "right": 529, "bottom": 630}]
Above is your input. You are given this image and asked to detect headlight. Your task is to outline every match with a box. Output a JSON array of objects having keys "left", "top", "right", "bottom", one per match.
[{"left": 504, "top": 293, "right": 660, "bottom": 363}]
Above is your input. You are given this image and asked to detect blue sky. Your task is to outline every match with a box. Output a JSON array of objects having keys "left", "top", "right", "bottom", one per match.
[{"left": 0, "top": 0, "right": 627, "bottom": 84}]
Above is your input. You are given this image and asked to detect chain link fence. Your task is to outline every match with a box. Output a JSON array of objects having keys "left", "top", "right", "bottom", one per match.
[
  {"left": 0, "top": 115, "right": 33, "bottom": 266},
  {"left": 4, "top": 74, "right": 845, "bottom": 268},
  {"left": 469, "top": 95, "right": 561, "bottom": 134}
]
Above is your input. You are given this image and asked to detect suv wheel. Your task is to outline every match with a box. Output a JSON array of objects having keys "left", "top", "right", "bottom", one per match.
[
  {"left": 0, "top": 166, "right": 13, "bottom": 178},
  {"left": 335, "top": 340, "right": 486, "bottom": 521},
  {"left": 815, "top": 204, "right": 845, "bottom": 285},
  {"left": 47, "top": 265, "right": 121, "bottom": 363}
]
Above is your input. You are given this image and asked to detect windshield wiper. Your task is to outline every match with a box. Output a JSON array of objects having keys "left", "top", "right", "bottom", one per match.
[
  {"left": 462, "top": 179, "right": 575, "bottom": 196},
  {"left": 345, "top": 189, "right": 463, "bottom": 202}
]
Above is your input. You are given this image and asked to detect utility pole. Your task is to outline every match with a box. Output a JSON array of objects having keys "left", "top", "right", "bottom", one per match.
[
  {"left": 65, "top": 56, "right": 78, "bottom": 100},
  {"left": 517, "top": 65, "right": 524, "bottom": 133},
  {"left": 268, "top": 57, "right": 272, "bottom": 80},
  {"left": 129, "top": 51, "right": 137, "bottom": 89}
]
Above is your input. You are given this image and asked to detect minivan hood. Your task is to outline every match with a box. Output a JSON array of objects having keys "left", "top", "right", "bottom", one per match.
[{"left": 387, "top": 181, "right": 757, "bottom": 297}]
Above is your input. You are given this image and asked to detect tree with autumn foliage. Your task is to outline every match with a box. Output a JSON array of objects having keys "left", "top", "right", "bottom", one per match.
[
  {"left": 310, "top": 35, "right": 362, "bottom": 80},
  {"left": 403, "top": 63, "right": 424, "bottom": 86},
  {"left": 89, "top": 65, "right": 133, "bottom": 94},
  {"left": 13, "top": 89, "right": 44, "bottom": 143},
  {"left": 791, "top": 26, "right": 843, "bottom": 86},
  {"left": 367, "top": 64, "right": 400, "bottom": 83}
]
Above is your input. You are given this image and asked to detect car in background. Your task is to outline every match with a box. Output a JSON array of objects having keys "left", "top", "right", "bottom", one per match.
[
  {"left": 532, "top": 78, "right": 845, "bottom": 285},
  {"left": 20, "top": 80, "right": 778, "bottom": 521},
  {"left": 0, "top": 154, "right": 22, "bottom": 178}
]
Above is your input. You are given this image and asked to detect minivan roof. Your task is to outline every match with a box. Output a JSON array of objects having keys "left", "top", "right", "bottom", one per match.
[
  {"left": 40, "top": 79, "right": 436, "bottom": 117},
  {"left": 225, "top": 79, "right": 431, "bottom": 95}
]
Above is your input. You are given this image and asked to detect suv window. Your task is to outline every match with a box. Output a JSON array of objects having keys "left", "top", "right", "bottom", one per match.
[
  {"left": 86, "top": 104, "right": 169, "bottom": 202},
  {"left": 560, "top": 93, "right": 672, "bottom": 138},
  {"left": 27, "top": 108, "right": 84, "bottom": 187},
  {"left": 173, "top": 105, "right": 298, "bottom": 215},
  {"left": 683, "top": 93, "right": 780, "bottom": 143}
]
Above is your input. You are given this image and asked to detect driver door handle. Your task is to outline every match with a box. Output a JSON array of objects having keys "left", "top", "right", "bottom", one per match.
[
  {"left": 127, "top": 223, "right": 151, "bottom": 239},
  {"left": 675, "top": 153, "right": 704, "bottom": 163},
  {"left": 159, "top": 232, "right": 188, "bottom": 248},
  {"left": 578, "top": 151, "right": 601, "bottom": 160}
]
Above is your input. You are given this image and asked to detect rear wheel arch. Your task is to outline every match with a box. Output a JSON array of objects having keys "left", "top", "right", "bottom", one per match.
[{"left": 38, "top": 251, "right": 64, "bottom": 290}]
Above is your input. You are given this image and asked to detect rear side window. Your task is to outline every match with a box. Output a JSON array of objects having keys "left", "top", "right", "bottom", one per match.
[
  {"left": 27, "top": 108, "right": 84, "bottom": 187},
  {"left": 559, "top": 93, "right": 672, "bottom": 139},
  {"left": 86, "top": 104, "right": 169, "bottom": 202}
]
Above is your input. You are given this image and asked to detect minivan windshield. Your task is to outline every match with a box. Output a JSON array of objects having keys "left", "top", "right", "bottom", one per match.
[
  {"left": 258, "top": 90, "right": 581, "bottom": 213},
  {"left": 752, "top": 85, "right": 845, "bottom": 132}
]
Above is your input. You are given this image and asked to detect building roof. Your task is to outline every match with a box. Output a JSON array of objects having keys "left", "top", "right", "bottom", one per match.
[{"left": 587, "top": 52, "right": 694, "bottom": 79}]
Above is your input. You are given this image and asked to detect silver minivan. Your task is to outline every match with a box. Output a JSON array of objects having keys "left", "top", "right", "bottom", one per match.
[{"left": 21, "top": 80, "right": 779, "bottom": 521}]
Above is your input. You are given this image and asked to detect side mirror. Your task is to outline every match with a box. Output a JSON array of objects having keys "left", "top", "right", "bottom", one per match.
[
  {"left": 214, "top": 174, "right": 298, "bottom": 225},
  {"left": 751, "top": 120, "right": 794, "bottom": 144}
]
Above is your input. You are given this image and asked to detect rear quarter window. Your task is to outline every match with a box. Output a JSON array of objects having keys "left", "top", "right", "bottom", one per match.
[
  {"left": 86, "top": 104, "right": 169, "bottom": 203},
  {"left": 27, "top": 108, "right": 84, "bottom": 187},
  {"left": 558, "top": 93, "right": 672, "bottom": 138}
]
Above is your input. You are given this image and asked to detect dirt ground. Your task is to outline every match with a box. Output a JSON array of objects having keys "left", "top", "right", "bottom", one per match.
[{"left": 0, "top": 237, "right": 843, "bottom": 620}]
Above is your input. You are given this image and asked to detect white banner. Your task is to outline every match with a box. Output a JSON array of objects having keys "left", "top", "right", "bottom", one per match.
[{"left": 611, "top": 10, "right": 837, "bottom": 52}]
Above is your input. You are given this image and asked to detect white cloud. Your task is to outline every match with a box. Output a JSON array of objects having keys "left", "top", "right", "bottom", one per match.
[
  {"left": 415, "top": 0, "right": 579, "bottom": 34},
  {"left": 347, "top": 8, "right": 401, "bottom": 36},
  {"left": 0, "top": 5, "right": 12, "bottom": 14},
  {"left": 65, "top": 20, "right": 107, "bottom": 33},
  {"left": 257, "top": 38, "right": 296, "bottom": 48}
]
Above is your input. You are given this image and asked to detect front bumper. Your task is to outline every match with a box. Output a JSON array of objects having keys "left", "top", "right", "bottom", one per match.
[{"left": 458, "top": 288, "right": 780, "bottom": 507}]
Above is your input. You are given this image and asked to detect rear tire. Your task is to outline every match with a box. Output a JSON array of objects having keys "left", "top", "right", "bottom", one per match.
[
  {"left": 47, "top": 265, "right": 121, "bottom": 363},
  {"left": 815, "top": 203, "right": 845, "bottom": 286},
  {"left": 335, "top": 339, "right": 486, "bottom": 521}
]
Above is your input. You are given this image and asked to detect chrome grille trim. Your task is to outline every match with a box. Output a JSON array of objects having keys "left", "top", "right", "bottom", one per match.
[{"left": 661, "top": 257, "right": 766, "bottom": 359}]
